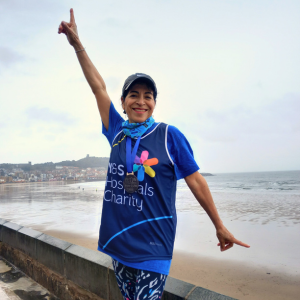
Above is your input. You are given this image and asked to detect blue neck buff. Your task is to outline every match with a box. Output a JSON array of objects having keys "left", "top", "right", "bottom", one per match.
[{"left": 122, "top": 116, "right": 155, "bottom": 138}]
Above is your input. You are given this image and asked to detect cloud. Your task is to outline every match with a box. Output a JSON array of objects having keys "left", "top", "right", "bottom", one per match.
[
  {"left": 99, "top": 18, "right": 131, "bottom": 29},
  {"left": 25, "top": 107, "right": 77, "bottom": 125},
  {"left": 0, "top": 0, "right": 63, "bottom": 16},
  {"left": 186, "top": 93, "right": 300, "bottom": 143},
  {"left": 0, "top": 47, "right": 24, "bottom": 67},
  {"left": 0, "top": 122, "right": 6, "bottom": 131},
  {"left": 0, "top": 0, "right": 65, "bottom": 45}
]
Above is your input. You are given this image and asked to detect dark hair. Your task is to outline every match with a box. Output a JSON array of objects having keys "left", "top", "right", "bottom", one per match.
[{"left": 122, "top": 78, "right": 157, "bottom": 101}]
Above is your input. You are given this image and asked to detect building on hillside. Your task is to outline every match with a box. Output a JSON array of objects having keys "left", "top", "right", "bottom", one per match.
[
  {"left": 0, "top": 176, "right": 13, "bottom": 183},
  {"left": 29, "top": 174, "right": 37, "bottom": 182}
]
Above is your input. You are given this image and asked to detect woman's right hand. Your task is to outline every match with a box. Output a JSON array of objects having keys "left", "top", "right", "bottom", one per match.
[
  {"left": 58, "top": 8, "right": 81, "bottom": 48},
  {"left": 58, "top": 9, "right": 111, "bottom": 129}
]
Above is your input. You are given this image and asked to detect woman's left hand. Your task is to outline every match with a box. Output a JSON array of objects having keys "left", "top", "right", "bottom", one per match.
[
  {"left": 216, "top": 226, "right": 250, "bottom": 251},
  {"left": 185, "top": 172, "right": 250, "bottom": 252}
]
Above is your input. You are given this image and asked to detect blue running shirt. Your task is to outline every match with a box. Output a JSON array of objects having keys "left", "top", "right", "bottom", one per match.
[{"left": 98, "top": 102, "right": 199, "bottom": 274}]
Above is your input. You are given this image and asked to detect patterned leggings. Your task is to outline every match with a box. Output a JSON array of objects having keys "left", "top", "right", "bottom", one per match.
[{"left": 112, "top": 259, "right": 168, "bottom": 300}]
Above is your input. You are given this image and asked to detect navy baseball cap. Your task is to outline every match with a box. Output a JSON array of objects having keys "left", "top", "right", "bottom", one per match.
[{"left": 122, "top": 73, "right": 157, "bottom": 100}]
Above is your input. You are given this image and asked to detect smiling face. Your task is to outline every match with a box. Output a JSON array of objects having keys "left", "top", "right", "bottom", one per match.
[{"left": 122, "top": 83, "right": 156, "bottom": 123}]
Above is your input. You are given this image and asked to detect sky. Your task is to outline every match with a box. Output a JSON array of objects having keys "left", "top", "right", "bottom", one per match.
[{"left": 0, "top": 0, "right": 299, "bottom": 173}]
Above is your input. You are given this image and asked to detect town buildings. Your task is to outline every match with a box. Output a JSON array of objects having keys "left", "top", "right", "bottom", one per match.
[{"left": 0, "top": 166, "right": 107, "bottom": 183}]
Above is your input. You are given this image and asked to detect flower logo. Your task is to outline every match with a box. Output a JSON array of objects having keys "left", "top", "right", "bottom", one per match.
[{"left": 133, "top": 151, "right": 159, "bottom": 181}]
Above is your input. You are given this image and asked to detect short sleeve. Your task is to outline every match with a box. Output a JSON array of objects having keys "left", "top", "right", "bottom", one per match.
[
  {"left": 102, "top": 102, "right": 124, "bottom": 147},
  {"left": 167, "top": 125, "right": 200, "bottom": 180}
]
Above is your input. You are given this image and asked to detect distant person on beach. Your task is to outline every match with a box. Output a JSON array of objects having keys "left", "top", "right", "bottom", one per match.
[{"left": 59, "top": 9, "right": 250, "bottom": 300}]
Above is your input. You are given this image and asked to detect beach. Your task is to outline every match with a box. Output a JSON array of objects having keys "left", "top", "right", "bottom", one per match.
[
  {"left": 39, "top": 229, "right": 299, "bottom": 300},
  {"left": 1, "top": 171, "right": 300, "bottom": 299}
]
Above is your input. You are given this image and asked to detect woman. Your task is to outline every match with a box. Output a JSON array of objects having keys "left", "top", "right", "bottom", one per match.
[{"left": 59, "top": 9, "right": 250, "bottom": 300}]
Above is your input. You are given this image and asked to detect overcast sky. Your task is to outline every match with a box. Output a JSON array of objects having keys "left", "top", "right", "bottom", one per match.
[{"left": 1, "top": 0, "right": 299, "bottom": 173}]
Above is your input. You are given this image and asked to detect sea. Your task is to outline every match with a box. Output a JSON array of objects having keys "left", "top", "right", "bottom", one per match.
[{"left": 1, "top": 170, "right": 299, "bottom": 276}]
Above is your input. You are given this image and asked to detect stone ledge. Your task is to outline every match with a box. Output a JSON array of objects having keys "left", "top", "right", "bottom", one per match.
[
  {"left": 0, "top": 243, "right": 104, "bottom": 300},
  {"left": 17, "top": 227, "right": 43, "bottom": 259},
  {"left": 65, "top": 245, "right": 112, "bottom": 299},
  {"left": 162, "top": 277, "right": 195, "bottom": 300},
  {"left": 0, "top": 219, "right": 237, "bottom": 300},
  {"left": 0, "top": 218, "right": 8, "bottom": 226},
  {"left": 2, "top": 221, "right": 23, "bottom": 250},
  {"left": 66, "top": 244, "right": 111, "bottom": 266},
  {"left": 108, "top": 264, "right": 123, "bottom": 300},
  {"left": 0, "top": 218, "right": 8, "bottom": 241},
  {"left": 187, "top": 286, "right": 238, "bottom": 300},
  {"left": 36, "top": 233, "right": 72, "bottom": 276}
]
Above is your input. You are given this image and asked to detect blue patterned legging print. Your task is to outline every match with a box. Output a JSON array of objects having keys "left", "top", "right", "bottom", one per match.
[{"left": 112, "top": 259, "right": 168, "bottom": 300}]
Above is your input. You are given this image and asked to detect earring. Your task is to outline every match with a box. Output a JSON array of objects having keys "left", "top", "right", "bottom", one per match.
[{"left": 123, "top": 110, "right": 126, "bottom": 114}]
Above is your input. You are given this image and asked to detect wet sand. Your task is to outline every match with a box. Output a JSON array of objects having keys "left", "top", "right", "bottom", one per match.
[
  {"left": 45, "top": 229, "right": 300, "bottom": 300},
  {"left": 2, "top": 178, "right": 300, "bottom": 299}
]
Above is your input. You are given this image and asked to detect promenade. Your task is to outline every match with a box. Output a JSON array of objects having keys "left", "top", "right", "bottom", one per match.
[{"left": 0, "top": 258, "right": 56, "bottom": 300}]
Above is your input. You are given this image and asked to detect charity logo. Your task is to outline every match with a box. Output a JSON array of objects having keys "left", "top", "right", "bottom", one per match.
[{"left": 133, "top": 151, "right": 158, "bottom": 181}]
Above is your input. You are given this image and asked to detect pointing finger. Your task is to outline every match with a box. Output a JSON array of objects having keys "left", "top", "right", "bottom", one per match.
[
  {"left": 233, "top": 238, "right": 250, "bottom": 248},
  {"left": 70, "top": 8, "right": 75, "bottom": 24}
]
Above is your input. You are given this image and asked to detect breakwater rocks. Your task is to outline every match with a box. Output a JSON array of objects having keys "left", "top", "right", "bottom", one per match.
[{"left": 0, "top": 219, "right": 236, "bottom": 300}]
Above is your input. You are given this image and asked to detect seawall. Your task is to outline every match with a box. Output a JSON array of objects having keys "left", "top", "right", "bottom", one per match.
[{"left": 0, "top": 218, "right": 236, "bottom": 300}]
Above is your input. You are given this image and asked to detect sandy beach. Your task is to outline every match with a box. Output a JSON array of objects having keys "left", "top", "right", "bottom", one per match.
[
  {"left": 2, "top": 176, "right": 299, "bottom": 299},
  {"left": 45, "top": 229, "right": 300, "bottom": 300}
]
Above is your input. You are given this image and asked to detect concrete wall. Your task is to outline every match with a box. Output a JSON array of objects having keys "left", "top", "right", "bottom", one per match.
[{"left": 0, "top": 218, "right": 236, "bottom": 300}]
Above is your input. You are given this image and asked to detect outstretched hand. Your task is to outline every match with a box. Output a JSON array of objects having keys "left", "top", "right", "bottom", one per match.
[
  {"left": 58, "top": 8, "right": 80, "bottom": 47},
  {"left": 216, "top": 226, "right": 250, "bottom": 252}
]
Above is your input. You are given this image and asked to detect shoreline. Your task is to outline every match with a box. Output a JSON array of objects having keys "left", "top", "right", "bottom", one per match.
[
  {"left": 42, "top": 229, "right": 299, "bottom": 300},
  {"left": 0, "top": 179, "right": 106, "bottom": 185}
]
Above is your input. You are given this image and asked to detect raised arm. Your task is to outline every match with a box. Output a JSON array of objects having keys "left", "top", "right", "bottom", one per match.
[
  {"left": 58, "top": 8, "right": 111, "bottom": 130},
  {"left": 185, "top": 171, "right": 250, "bottom": 251}
]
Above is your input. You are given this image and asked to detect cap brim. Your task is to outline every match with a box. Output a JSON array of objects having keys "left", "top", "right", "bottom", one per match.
[{"left": 124, "top": 77, "right": 156, "bottom": 92}]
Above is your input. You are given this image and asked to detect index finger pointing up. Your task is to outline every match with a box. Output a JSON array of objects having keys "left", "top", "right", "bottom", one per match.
[{"left": 70, "top": 8, "right": 75, "bottom": 24}]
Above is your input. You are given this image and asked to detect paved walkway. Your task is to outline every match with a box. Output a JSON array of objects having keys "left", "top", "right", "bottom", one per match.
[
  {"left": 0, "top": 257, "right": 57, "bottom": 300},
  {"left": 0, "top": 285, "right": 20, "bottom": 300}
]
